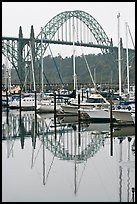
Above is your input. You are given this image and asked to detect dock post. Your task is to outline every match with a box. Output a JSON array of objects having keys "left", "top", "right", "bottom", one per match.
[
  {"left": 34, "top": 90, "right": 37, "bottom": 134},
  {"left": 78, "top": 93, "right": 81, "bottom": 146},
  {"left": 132, "top": 187, "right": 135, "bottom": 202},
  {"left": 6, "top": 89, "right": 9, "bottom": 124},
  {"left": 54, "top": 92, "right": 57, "bottom": 140},
  {"left": 110, "top": 96, "right": 113, "bottom": 156},
  {"left": 6, "top": 89, "right": 8, "bottom": 108},
  {"left": 19, "top": 89, "right": 21, "bottom": 110},
  {"left": 86, "top": 90, "right": 89, "bottom": 99},
  {"left": 34, "top": 90, "right": 37, "bottom": 112},
  {"left": 82, "top": 88, "right": 84, "bottom": 101}
]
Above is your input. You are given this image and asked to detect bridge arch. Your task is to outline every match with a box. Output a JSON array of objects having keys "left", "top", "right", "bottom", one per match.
[
  {"left": 2, "top": 10, "right": 118, "bottom": 88},
  {"left": 36, "top": 10, "right": 111, "bottom": 55}
]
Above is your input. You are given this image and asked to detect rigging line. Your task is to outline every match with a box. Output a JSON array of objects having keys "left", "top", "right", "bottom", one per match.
[
  {"left": 43, "top": 70, "right": 51, "bottom": 87},
  {"left": 127, "top": 25, "right": 135, "bottom": 49},
  {"left": 45, "top": 134, "right": 62, "bottom": 184},
  {"left": 48, "top": 44, "right": 64, "bottom": 87},
  {"left": 31, "top": 147, "right": 35, "bottom": 168},
  {"left": 81, "top": 52, "right": 96, "bottom": 90},
  {"left": 22, "top": 68, "right": 30, "bottom": 90},
  {"left": 79, "top": 42, "right": 95, "bottom": 88},
  {"left": 77, "top": 161, "right": 87, "bottom": 192},
  {"left": 75, "top": 27, "right": 96, "bottom": 90},
  {"left": 45, "top": 120, "right": 53, "bottom": 133},
  {"left": 5, "top": 54, "right": 23, "bottom": 89},
  {"left": 31, "top": 119, "right": 37, "bottom": 168},
  {"left": 31, "top": 142, "right": 43, "bottom": 168},
  {"left": 31, "top": 120, "right": 50, "bottom": 169}
]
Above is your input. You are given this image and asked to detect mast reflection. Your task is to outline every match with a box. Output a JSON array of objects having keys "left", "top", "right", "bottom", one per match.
[
  {"left": 2, "top": 109, "right": 135, "bottom": 199},
  {"left": 118, "top": 136, "right": 135, "bottom": 202}
]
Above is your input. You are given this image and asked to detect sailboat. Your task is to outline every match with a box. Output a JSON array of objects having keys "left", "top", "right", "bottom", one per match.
[
  {"left": 112, "top": 16, "right": 135, "bottom": 125},
  {"left": 37, "top": 93, "right": 62, "bottom": 113},
  {"left": 60, "top": 19, "right": 111, "bottom": 122},
  {"left": 36, "top": 27, "right": 67, "bottom": 113},
  {"left": 9, "top": 41, "right": 40, "bottom": 110}
]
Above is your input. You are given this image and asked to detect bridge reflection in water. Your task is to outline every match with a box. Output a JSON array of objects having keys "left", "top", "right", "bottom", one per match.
[
  {"left": 2, "top": 109, "right": 109, "bottom": 160},
  {"left": 2, "top": 109, "right": 135, "bottom": 202}
]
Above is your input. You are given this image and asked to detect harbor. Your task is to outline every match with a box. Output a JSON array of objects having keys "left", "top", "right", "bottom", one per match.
[
  {"left": 2, "top": 108, "right": 135, "bottom": 202},
  {"left": 2, "top": 2, "right": 135, "bottom": 202}
]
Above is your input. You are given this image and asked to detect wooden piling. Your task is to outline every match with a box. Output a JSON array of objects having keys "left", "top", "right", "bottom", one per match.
[
  {"left": 86, "top": 90, "right": 89, "bottom": 99},
  {"left": 6, "top": 89, "right": 9, "bottom": 124},
  {"left": 19, "top": 89, "right": 21, "bottom": 110},
  {"left": 54, "top": 92, "right": 57, "bottom": 140},
  {"left": 110, "top": 96, "right": 113, "bottom": 156},
  {"left": 34, "top": 90, "right": 37, "bottom": 134},
  {"left": 132, "top": 187, "right": 135, "bottom": 202},
  {"left": 78, "top": 93, "right": 81, "bottom": 146}
]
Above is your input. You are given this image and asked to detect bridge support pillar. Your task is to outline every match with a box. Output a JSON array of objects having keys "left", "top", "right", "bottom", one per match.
[
  {"left": 17, "top": 26, "right": 24, "bottom": 88},
  {"left": 30, "top": 25, "right": 36, "bottom": 91}
]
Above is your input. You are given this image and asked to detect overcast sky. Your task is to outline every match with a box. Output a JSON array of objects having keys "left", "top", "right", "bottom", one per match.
[{"left": 2, "top": 2, "right": 135, "bottom": 57}]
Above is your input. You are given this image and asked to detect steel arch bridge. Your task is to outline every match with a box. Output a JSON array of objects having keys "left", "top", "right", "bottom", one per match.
[
  {"left": 35, "top": 10, "right": 111, "bottom": 55},
  {"left": 2, "top": 10, "right": 134, "bottom": 88}
]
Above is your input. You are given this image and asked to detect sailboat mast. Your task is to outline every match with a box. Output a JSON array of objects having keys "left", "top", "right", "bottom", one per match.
[
  {"left": 41, "top": 27, "right": 44, "bottom": 93},
  {"left": 72, "top": 17, "right": 76, "bottom": 91},
  {"left": 126, "top": 22, "right": 129, "bottom": 94},
  {"left": 117, "top": 12, "right": 122, "bottom": 96}
]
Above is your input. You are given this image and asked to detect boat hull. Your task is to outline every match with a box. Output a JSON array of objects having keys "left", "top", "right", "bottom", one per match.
[
  {"left": 37, "top": 103, "right": 61, "bottom": 113},
  {"left": 112, "top": 109, "right": 134, "bottom": 124},
  {"left": 81, "top": 109, "right": 112, "bottom": 123}
]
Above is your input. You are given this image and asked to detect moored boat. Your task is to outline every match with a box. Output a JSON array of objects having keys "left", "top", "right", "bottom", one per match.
[
  {"left": 112, "top": 109, "right": 134, "bottom": 125},
  {"left": 8, "top": 95, "right": 40, "bottom": 110}
]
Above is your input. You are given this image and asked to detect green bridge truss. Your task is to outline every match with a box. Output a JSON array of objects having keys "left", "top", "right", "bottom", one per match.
[{"left": 2, "top": 10, "right": 134, "bottom": 88}]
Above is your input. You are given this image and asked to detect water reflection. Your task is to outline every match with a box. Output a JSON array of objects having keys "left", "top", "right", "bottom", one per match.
[
  {"left": 2, "top": 109, "right": 135, "bottom": 202},
  {"left": 2, "top": 110, "right": 110, "bottom": 161},
  {"left": 118, "top": 135, "right": 135, "bottom": 202}
]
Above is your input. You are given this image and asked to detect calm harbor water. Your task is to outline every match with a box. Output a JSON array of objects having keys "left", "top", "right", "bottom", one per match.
[{"left": 2, "top": 109, "right": 135, "bottom": 202}]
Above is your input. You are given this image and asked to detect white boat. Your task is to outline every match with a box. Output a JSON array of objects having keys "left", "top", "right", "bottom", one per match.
[
  {"left": 9, "top": 96, "right": 40, "bottom": 110},
  {"left": 61, "top": 22, "right": 110, "bottom": 119},
  {"left": 112, "top": 16, "right": 135, "bottom": 126},
  {"left": 112, "top": 98, "right": 135, "bottom": 124},
  {"left": 36, "top": 89, "right": 77, "bottom": 113},
  {"left": 61, "top": 92, "right": 110, "bottom": 114},
  {"left": 8, "top": 40, "right": 40, "bottom": 111},
  {"left": 37, "top": 27, "right": 66, "bottom": 113},
  {"left": 112, "top": 109, "right": 134, "bottom": 124},
  {"left": 2, "top": 93, "right": 12, "bottom": 106},
  {"left": 81, "top": 107, "right": 111, "bottom": 123},
  {"left": 36, "top": 98, "right": 62, "bottom": 113},
  {"left": 132, "top": 112, "right": 135, "bottom": 124}
]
